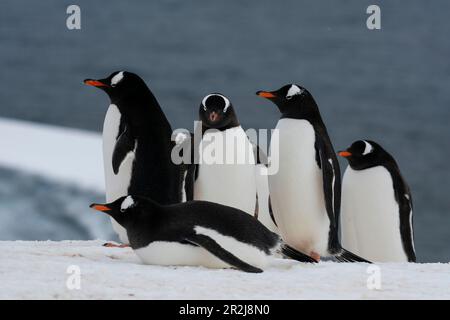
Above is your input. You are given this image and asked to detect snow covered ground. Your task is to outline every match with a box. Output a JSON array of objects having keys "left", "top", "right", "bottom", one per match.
[{"left": 0, "top": 240, "right": 448, "bottom": 300}]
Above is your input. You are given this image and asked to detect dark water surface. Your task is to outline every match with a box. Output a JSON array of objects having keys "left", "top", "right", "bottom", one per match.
[{"left": 0, "top": 1, "right": 449, "bottom": 262}]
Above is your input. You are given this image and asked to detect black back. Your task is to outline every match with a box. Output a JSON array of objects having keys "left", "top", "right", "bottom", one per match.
[
  {"left": 85, "top": 71, "right": 182, "bottom": 204},
  {"left": 340, "top": 140, "right": 416, "bottom": 262}
]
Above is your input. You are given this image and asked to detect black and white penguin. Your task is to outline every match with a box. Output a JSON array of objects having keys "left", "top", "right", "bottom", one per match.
[
  {"left": 84, "top": 72, "right": 182, "bottom": 245},
  {"left": 90, "top": 195, "right": 312, "bottom": 272},
  {"left": 194, "top": 93, "right": 257, "bottom": 216},
  {"left": 338, "top": 140, "right": 416, "bottom": 262},
  {"left": 256, "top": 84, "right": 369, "bottom": 263}
]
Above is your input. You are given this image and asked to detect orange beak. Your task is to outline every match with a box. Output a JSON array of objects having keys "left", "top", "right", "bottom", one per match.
[
  {"left": 90, "top": 204, "right": 111, "bottom": 212},
  {"left": 256, "top": 91, "right": 276, "bottom": 99},
  {"left": 338, "top": 151, "right": 352, "bottom": 158},
  {"left": 84, "top": 79, "right": 109, "bottom": 87}
]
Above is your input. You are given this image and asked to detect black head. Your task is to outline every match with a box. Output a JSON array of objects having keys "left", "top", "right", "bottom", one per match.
[
  {"left": 84, "top": 71, "right": 149, "bottom": 101},
  {"left": 84, "top": 71, "right": 169, "bottom": 128},
  {"left": 338, "top": 140, "right": 396, "bottom": 170},
  {"left": 89, "top": 195, "right": 152, "bottom": 227},
  {"left": 256, "top": 84, "right": 319, "bottom": 119},
  {"left": 199, "top": 93, "right": 239, "bottom": 130}
]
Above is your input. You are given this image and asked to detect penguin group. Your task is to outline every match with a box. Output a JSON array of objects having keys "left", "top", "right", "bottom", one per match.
[{"left": 85, "top": 71, "right": 416, "bottom": 273}]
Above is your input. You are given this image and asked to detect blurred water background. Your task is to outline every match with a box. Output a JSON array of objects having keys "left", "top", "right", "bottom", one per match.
[{"left": 0, "top": 1, "right": 449, "bottom": 262}]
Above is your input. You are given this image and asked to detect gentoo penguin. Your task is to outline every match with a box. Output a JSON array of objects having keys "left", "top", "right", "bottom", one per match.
[
  {"left": 84, "top": 72, "right": 182, "bottom": 245},
  {"left": 338, "top": 140, "right": 416, "bottom": 262},
  {"left": 90, "top": 195, "right": 312, "bottom": 272},
  {"left": 256, "top": 84, "right": 369, "bottom": 263},
  {"left": 194, "top": 93, "right": 257, "bottom": 216}
]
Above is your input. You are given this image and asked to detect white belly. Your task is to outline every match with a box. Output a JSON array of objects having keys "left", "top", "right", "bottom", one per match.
[
  {"left": 255, "top": 164, "right": 278, "bottom": 233},
  {"left": 341, "top": 166, "right": 408, "bottom": 262},
  {"left": 135, "top": 226, "right": 272, "bottom": 269},
  {"left": 103, "top": 104, "right": 134, "bottom": 243},
  {"left": 268, "top": 119, "right": 329, "bottom": 255},
  {"left": 135, "top": 242, "right": 229, "bottom": 269},
  {"left": 194, "top": 127, "right": 257, "bottom": 215}
]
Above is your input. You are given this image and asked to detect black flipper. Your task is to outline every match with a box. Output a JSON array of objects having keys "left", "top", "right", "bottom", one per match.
[
  {"left": 315, "top": 136, "right": 371, "bottom": 263},
  {"left": 391, "top": 171, "right": 416, "bottom": 262},
  {"left": 281, "top": 244, "right": 318, "bottom": 263},
  {"left": 112, "top": 126, "right": 135, "bottom": 174},
  {"left": 267, "top": 196, "right": 277, "bottom": 227},
  {"left": 185, "top": 132, "right": 198, "bottom": 200},
  {"left": 335, "top": 248, "right": 371, "bottom": 263},
  {"left": 183, "top": 163, "right": 196, "bottom": 201},
  {"left": 185, "top": 234, "right": 263, "bottom": 273},
  {"left": 315, "top": 134, "right": 342, "bottom": 254},
  {"left": 254, "top": 194, "right": 259, "bottom": 219}
]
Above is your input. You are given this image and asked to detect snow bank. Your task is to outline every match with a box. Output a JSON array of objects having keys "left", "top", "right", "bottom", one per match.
[
  {"left": 0, "top": 241, "right": 448, "bottom": 300},
  {"left": 0, "top": 118, "right": 104, "bottom": 191}
]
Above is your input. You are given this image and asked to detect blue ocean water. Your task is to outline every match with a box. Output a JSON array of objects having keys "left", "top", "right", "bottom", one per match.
[{"left": 0, "top": 1, "right": 449, "bottom": 262}]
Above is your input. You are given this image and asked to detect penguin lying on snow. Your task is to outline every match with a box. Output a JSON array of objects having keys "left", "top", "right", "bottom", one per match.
[
  {"left": 84, "top": 72, "right": 183, "bottom": 246},
  {"left": 339, "top": 140, "right": 416, "bottom": 262},
  {"left": 256, "top": 84, "right": 370, "bottom": 263},
  {"left": 90, "top": 195, "right": 314, "bottom": 273}
]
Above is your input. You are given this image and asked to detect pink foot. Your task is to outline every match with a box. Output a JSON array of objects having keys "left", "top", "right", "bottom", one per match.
[
  {"left": 311, "top": 252, "right": 321, "bottom": 262},
  {"left": 103, "top": 242, "right": 130, "bottom": 248}
]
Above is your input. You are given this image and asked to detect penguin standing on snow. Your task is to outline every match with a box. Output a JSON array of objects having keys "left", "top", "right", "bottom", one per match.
[
  {"left": 90, "top": 195, "right": 312, "bottom": 273},
  {"left": 256, "top": 84, "right": 369, "bottom": 262},
  {"left": 84, "top": 72, "right": 182, "bottom": 245},
  {"left": 338, "top": 140, "right": 416, "bottom": 262},
  {"left": 194, "top": 93, "right": 257, "bottom": 216}
]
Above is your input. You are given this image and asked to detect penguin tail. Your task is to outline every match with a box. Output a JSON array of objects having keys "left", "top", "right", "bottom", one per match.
[
  {"left": 335, "top": 248, "right": 372, "bottom": 263},
  {"left": 281, "top": 244, "right": 318, "bottom": 263}
]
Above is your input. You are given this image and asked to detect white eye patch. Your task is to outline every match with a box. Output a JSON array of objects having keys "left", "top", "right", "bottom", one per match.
[
  {"left": 202, "top": 94, "right": 231, "bottom": 112},
  {"left": 286, "top": 84, "right": 303, "bottom": 99},
  {"left": 120, "top": 195, "right": 135, "bottom": 212},
  {"left": 362, "top": 140, "right": 373, "bottom": 155},
  {"left": 111, "top": 71, "right": 124, "bottom": 87}
]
